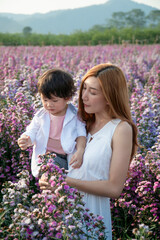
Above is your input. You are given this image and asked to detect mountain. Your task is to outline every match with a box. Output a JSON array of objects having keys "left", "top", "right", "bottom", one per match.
[{"left": 0, "top": 0, "right": 157, "bottom": 34}]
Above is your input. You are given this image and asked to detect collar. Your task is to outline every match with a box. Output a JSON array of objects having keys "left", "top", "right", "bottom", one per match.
[{"left": 63, "top": 103, "right": 77, "bottom": 126}]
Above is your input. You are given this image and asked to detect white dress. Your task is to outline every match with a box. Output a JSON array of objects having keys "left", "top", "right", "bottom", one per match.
[{"left": 68, "top": 119, "right": 121, "bottom": 240}]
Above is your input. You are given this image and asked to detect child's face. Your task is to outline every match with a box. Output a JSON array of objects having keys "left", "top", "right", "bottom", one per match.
[{"left": 41, "top": 94, "right": 69, "bottom": 116}]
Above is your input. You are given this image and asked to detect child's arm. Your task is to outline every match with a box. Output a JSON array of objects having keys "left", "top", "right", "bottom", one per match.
[
  {"left": 18, "top": 134, "right": 32, "bottom": 150},
  {"left": 17, "top": 108, "right": 42, "bottom": 150},
  {"left": 69, "top": 136, "right": 86, "bottom": 168}
]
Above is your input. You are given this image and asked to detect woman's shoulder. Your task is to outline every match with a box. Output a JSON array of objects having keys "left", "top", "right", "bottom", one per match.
[
  {"left": 114, "top": 120, "right": 132, "bottom": 138},
  {"left": 112, "top": 120, "right": 133, "bottom": 156}
]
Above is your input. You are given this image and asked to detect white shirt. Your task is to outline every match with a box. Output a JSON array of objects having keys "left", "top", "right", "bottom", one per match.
[{"left": 23, "top": 103, "right": 86, "bottom": 177}]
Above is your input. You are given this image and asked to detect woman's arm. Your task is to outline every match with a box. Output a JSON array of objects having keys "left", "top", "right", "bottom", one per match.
[{"left": 66, "top": 121, "right": 133, "bottom": 199}]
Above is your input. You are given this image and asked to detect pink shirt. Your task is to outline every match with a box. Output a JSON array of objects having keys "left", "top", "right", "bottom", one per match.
[{"left": 46, "top": 113, "right": 66, "bottom": 154}]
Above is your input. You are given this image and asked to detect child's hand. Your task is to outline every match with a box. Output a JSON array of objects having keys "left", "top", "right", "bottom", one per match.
[
  {"left": 17, "top": 135, "right": 32, "bottom": 150},
  {"left": 69, "top": 150, "right": 83, "bottom": 168}
]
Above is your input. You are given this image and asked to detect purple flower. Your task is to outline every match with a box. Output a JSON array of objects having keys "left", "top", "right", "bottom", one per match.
[
  {"left": 64, "top": 184, "right": 69, "bottom": 190},
  {"left": 48, "top": 204, "right": 56, "bottom": 213},
  {"left": 55, "top": 232, "right": 62, "bottom": 238},
  {"left": 26, "top": 227, "right": 33, "bottom": 235}
]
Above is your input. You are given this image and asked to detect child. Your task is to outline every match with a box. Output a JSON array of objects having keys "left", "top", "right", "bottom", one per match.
[{"left": 18, "top": 68, "right": 86, "bottom": 178}]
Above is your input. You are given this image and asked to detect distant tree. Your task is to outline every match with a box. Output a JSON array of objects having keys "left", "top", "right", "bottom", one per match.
[
  {"left": 23, "top": 26, "right": 32, "bottom": 36},
  {"left": 146, "top": 10, "right": 160, "bottom": 27},
  {"left": 107, "top": 12, "right": 127, "bottom": 29},
  {"left": 89, "top": 24, "right": 106, "bottom": 32},
  {"left": 106, "top": 9, "right": 146, "bottom": 29},
  {"left": 125, "top": 9, "right": 146, "bottom": 28}
]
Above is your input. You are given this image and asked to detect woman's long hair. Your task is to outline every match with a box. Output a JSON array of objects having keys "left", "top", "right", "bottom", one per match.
[{"left": 78, "top": 63, "right": 138, "bottom": 161}]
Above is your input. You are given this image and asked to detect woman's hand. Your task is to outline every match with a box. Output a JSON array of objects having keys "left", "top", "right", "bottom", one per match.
[
  {"left": 39, "top": 177, "right": 50, "bottom": 191},
  {"left": 65, "top": 176, "right": 76, "bottom": 188},
  {"left": 39, "top": 174, "right": 56, "bottom": 192}
]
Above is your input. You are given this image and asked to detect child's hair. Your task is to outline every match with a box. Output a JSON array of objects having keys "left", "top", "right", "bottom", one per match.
[{"left": 38, "top": 68, "right": 76, "bottom": 99}]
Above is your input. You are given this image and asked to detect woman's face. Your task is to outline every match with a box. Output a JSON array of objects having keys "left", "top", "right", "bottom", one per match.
[{"left": 82, "top": 76, "right": 108, "bottom": 114}]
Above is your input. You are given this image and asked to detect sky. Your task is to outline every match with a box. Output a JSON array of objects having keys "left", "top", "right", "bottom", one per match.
[{"left": 0, "top": 0, "right": 160, "bottom": 14}]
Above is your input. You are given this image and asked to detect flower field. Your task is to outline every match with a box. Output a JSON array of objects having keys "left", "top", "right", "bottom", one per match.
[{"left": 0, "top": 45, "right": 160, "bottom": 239}]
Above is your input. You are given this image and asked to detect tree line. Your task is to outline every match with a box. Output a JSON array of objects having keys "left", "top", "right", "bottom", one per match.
[
  {"left": 106, "top": 8, "right": 160, "bottom": 29},
  {"left": 0, "top": 9, "right": 160, "bottom": 46}
]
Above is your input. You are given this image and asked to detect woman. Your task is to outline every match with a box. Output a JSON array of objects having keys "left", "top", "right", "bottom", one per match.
[{"left": 39, "top": 63, "right": 138, "bottom": 239}]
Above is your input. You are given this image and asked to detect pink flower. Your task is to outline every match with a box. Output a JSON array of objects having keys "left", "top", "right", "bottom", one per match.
[{"left": 50, "top": 181, "right": 56, "bottom": 187}]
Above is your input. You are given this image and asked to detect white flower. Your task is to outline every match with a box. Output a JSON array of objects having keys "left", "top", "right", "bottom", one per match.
[
  {"left": 55, "top": 185, "right": 62, "bottom": 195},
  {"left": 68, "top": 225, "right": 76, "bottom": 230},
  {"left": 32, "top": 231, "right": 39, "bottom": 236},
  {"left": 67, "top": 198, "right": 75, "bottom": 203},
  {"left": 58, "top": 196, "right": 65, "bottom": 203},
  {"left": 38, "top": 219, "right": 43, "bottom": 225},
  {"left": 23, "top": 218, "right": 31, "bottom": 225},
  {"left": 23, "top": 193, "right": 28, "bottom": 199},
  {"left": 33, "top": 208, "right": 39, "bottom": 213},
  {"left": 65, "top": 214, "right": 73, "bottom": 219},
  {"left": 29, "top": 224, "right": 35, "bottom": 230},
  {"left": 47, "top": 194, "right": 53, "bottom": 199},
  {"left": 77, "top": 222, "right": 83, "bottom": 228},
  {"left": 18, "top": 179, "right": 27, "bottom": 189},
  {"left": 18, "top": 209, "right": 26, "bottom": 214},
  {"left": 8, "top": 188, "right": 15, "bottom": 194},
  {"left": 139, "top": 223, "right": 145, "bottom": 228},
  {"left": 9, "top": 223, "right": 14, "bottom": 229}
]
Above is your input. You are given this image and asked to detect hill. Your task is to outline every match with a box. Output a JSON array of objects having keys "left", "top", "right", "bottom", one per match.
[{"left": 0, "top": 0, "right": 157, "bottom": 34}]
